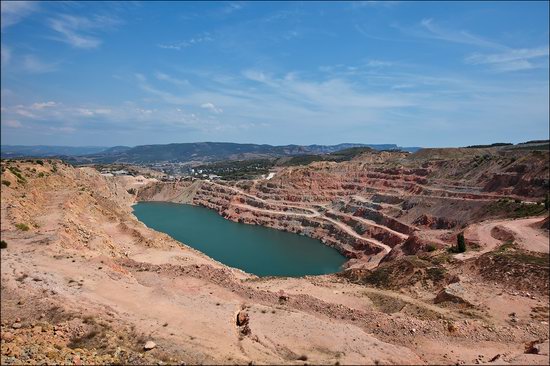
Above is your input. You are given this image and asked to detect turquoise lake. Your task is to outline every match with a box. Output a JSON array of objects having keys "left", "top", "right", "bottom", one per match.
[{"left": 132, "top": 202, "right": 347, "bottom": 277}]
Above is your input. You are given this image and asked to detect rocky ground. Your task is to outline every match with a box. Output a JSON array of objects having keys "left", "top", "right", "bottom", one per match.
[{"left": 1, "top": 147, "right": 549, "bottom": 365}]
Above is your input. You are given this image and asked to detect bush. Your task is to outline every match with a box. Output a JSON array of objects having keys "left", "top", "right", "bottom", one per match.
[
  {"left": 426, "top": 244, "right": 437, "bottom": 252},
  {"left": 38, "top": 172, "right": 45, "bottom": 178},
  {"left": 36, "top": 160, "right": 44, "bottom": 166},
  {"left": 1, "top": 180, "right": 11, "bottom": 187},
  {"left": 0, "top": 240, "right": 7, "bottom": 249},
  {"left": 15, "top": 223, "right": 30, "bottom": 231},
  {"left": 8, "top": 167, "right": 26, "bottom": 182}
]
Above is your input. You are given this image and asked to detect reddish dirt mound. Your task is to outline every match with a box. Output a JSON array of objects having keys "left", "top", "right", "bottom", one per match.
[
  {"left": 534, "top": 216, "right": 549, "bottom": 230},
  {"left": 490, "top": 225, "right": 516, "bottom": 242}
]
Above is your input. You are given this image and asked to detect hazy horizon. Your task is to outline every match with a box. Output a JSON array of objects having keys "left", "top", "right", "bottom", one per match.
[
  {"left": 1, "top": 138, "right": 549, "bottom": 150},
  {"left": 1, "top": 1, "right": 549, "bottom": 147}
]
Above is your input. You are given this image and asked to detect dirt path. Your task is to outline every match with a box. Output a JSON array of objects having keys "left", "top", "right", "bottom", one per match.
[
  {"left": 501, "top": 217, "right": 549, "bottom": 253},
  {"left": 457, "top": 216, "right": 549, "bottom": 260}
]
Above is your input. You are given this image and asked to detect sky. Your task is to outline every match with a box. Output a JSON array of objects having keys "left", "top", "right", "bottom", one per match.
[{"left": 1, "top": 1, "right": 549, "bottom": 147}]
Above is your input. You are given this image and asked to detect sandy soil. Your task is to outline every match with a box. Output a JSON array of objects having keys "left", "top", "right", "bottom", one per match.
[{"left": 1, "top": 160, "right": 549, "bottom": 365}]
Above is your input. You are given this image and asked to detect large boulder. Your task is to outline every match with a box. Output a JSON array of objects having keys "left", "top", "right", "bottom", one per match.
[{"left": 434, "top": 283, "right": 473, "bottom": 307}]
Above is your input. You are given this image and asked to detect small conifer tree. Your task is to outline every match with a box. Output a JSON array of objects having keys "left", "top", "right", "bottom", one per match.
[{"left": 456, "top": 232, "right": 466, "bottom": 253}]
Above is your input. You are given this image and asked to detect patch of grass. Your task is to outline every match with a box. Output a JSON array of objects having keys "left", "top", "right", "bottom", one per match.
[
  {"left": 365, "top": 292, "right": 406, "bottom": 314},
  {"left": 361, "top": 267, "right": 392, "bottom": 288},
  {"left": 507, "top": 253, "right": 549, "bottom": 266},
  {"left": 425, "top": 244, "right": 437, "bottom": 252},
  {"left": 485, "top": 200, "right": 547, "bottom": 219},
  {"left": 426, "top": 266, "right": 447, "bottom": 282},
  {"left": 1, "top": 180, "right": 11, "bottom": 186},
  {"left": 429, "top": 253, "right": 452, "bottom": 265},
  {"left": 496, "top": 240, "right": 518, "bottom": 253},
  {"left": 8, "top": 167, "right": 26, "bottom": 183},
  {"left": 493, "top": 245, "right": 549, "bottom": 267},
  {"left": 15, "top": 223, "right": 30, "bottom": 231}
]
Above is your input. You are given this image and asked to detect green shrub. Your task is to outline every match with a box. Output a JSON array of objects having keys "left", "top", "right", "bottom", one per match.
[
  {"left": 425, "top": 244, "right": 437, "bottom": 252},
  {"left": 1, "top": 180, "right": 11, "bottom": 187},
  {"left": 15, "top": 223, "right": 30, "bottom": 231},
  {"left": 8, "top": 167, "right": 26, "bottom": 183},
  {"left": 36, "top": 160, "right": 44, "bottom": 166},
  {"left": 449, "top": 233, "right": 466, "bottom": 253},
  {"left": 0, "top": 240, "right": 7, "bottom": 249}
]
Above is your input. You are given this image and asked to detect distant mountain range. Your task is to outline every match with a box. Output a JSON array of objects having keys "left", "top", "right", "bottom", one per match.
[
  {"left": 0, "top": 145, "right": 110, "bottom": 158},
  {"left": 1, "top": 142, "right": 422, "bottom": 164}
]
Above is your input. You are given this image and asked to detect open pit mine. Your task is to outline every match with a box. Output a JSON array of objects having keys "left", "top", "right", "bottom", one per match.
[{"left": 1, "top": 146, "right": 549, "bottom": 365}]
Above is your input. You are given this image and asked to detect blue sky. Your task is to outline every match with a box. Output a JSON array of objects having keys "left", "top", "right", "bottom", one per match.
[{"left": 1, "top": 1, "right": 548, "bottom": 147}]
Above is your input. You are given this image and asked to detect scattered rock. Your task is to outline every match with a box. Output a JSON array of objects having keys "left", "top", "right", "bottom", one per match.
[
  {"left": 525, "top": 340, "right": 549, "bottom": 356},
  {"left": 236, "top": 311, "right": 249, "bottom": 327},
  {"left": 143, "top": 341, "right": 156, "bottom": 351},
  {"left": 447, "top": 323, "right": 458, "bottom": 333},
  {"left": 12, "top": 323, "right": 22, "bottom": 329},
  {"left": 2, "top": 331, "right": 14, "bottom": 342},
  {"left": 488, "top": 354, "right": 502, "bottom": 363}
]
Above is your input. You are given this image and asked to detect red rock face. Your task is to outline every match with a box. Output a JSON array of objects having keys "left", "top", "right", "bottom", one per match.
[{"left": 137, "top": 148, "right": 549, "bottom": 268}]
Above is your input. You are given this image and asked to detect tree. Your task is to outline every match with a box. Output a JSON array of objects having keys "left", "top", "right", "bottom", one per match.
[{"left": 456, "top": 233, "right": 466, "bottom": 253}]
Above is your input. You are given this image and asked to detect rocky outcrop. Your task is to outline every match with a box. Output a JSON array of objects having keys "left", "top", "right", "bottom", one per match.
[
  {"left": 413, "top": 214, "right": 457, "bottom": 229},
  {"left": 433, "top": 283, "right": 473, "bottom": 307}
]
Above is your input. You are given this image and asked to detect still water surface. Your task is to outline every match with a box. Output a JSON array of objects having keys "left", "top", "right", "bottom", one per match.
[{"left": 133, "top": 202, "right": 346, "bottom": 277}]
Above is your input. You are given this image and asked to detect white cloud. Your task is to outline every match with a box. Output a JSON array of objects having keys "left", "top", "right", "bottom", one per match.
[
  {"left": 365, "top": 59, "right": 393, "bottom": 67},
  {"left": 158, "top": 33, "right": 213, "bottom": 51},
  {"left": 400, "top": 18, "right": 505, "bottom": 49},
  {"left": 22, "top": 55, "right": 58, "bottom": 73},
  {"left": 222, "top": 2, "right": 245, "bottom": 14},
  {"left": 243, "top": 69, "right": 268, "bottom": 82},
  {"left": 1, "top": 44, "right": 11, "bottom": 66},
  {"left": 200, "top": 102, "right": 223, "bottom": 114},
  {"left": 1, "top": 1, "right": 38, "bottom": 30},
  {"left": 49, "top": 126, "right": 76, "bottom": 133},
  {"left": 155, "top": 72, "right": 189, "bottom": 86},
  {"left": 48, "top": 14, "right": 121, "bottom": 49},
  {"left": 31, "top": 101, "right": 57, "bottom": 110},
  {"left": 466, "top": 46, "right": 549, "bottom": 72},
  {"left": 3, "top": 119, "right": 23, "bottom": 128},
  {"left": 94, "top": 108, "right": 112, "bottom": 115}
]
